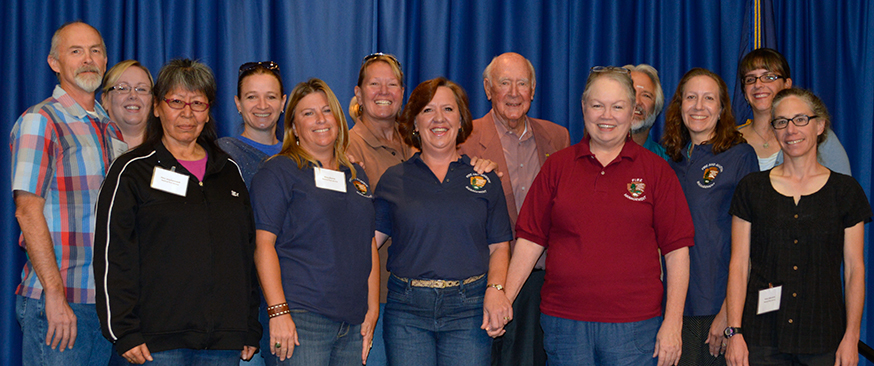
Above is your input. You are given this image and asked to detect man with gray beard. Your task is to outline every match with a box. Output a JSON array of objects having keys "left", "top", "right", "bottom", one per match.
[
  {"left": 624, "top": 64, "right": 669, "bottom": 161},
  {"left": 10, "top": 21, "right": 126, "bottom": 366}
]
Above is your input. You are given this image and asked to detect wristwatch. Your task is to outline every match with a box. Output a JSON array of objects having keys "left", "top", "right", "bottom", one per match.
[
  {"left": 724, "top": 327, "right": 743, "bottom": 338},
  {"left": 487, "top": 283, "right": 504, "bottom": 291}
]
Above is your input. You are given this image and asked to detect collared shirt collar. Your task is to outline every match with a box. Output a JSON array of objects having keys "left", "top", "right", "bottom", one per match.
[
  {"left": 354, "top": 119, "right": 399, "bottom": 150},
  {"left": 491, "top": 110, "right": 531, "bottom": 141},
  {"left": 409, "top": 151, "right": 468, "bottom": 167},
  {"left": 573, "top": 134, "right": 639, "bottom": 162},
  {"left": 52, "top": 85, "right": 110, "bottom": 122}
]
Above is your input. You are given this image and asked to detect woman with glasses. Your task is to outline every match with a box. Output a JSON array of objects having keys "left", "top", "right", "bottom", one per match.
[
  {"left": 101, "top": 60, "right": 153, "bottom": 148},
  {"left": 217, "top": 61, "right": 287, "bottom": 189},
  {"left": 662, "top": 68, "right": 758, "bottom": 365},
  {"left": 94, "top": 59, "right": 261, "bottom": 365},
  {"left": 503, "top": 66, "right": 694, "bottom": 366},
  {"left": 725, "top": 88, "right": 870, "bottom": 366},
  {"left": 250, "top": 78, "right": 378, "bottom": 366},
  {"left": 737, "top": 48, "right": 850, "bottom": 175}
]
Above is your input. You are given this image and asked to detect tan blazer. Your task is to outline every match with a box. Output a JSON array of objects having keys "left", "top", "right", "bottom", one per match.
[{"left": 457, "top": 110, "right": 570, "bottom": 239}]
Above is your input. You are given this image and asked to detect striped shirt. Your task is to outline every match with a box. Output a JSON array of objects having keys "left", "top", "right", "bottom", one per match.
[{"left": 10, "top": 85, "right": 126, "bottom": 304}]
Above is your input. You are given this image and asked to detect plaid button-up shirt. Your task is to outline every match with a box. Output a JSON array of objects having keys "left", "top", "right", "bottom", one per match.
[{"left": 10, "top": 85, "right": 126, "bottom": 304}]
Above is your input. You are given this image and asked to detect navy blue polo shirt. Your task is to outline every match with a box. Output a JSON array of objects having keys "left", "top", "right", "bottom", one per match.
[
  {"left": 669, "top": 142, "right": 758, "bottom": 316},
  {"left": 374, "top": 153, "right": 512, "bottom": 280},
  {"left": 250, "top": 156, "right": 374, "bottom": 325}
]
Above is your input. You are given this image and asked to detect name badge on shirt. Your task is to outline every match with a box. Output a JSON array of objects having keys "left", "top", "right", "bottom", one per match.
[
  {"left": 314, "top": 167, "right": 346, "bottom": 193},
  {"left": 757, "top": 285, "right": 782, "bottom": 315},
  {"left": 151, "top": 166, "right": 189, "bottom": 196},
  {"left": 110, "top": 137, "right": 129, "bottom": 158}
]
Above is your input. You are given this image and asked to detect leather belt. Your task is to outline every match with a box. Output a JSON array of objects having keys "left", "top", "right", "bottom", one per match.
[{"left": 393, "top": 273, "right": 485, "bottom": 288}]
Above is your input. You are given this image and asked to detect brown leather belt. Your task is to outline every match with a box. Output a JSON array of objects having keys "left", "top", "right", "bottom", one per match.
[{"left": 392, "top": 273, "right": 485, "bottom": 288}]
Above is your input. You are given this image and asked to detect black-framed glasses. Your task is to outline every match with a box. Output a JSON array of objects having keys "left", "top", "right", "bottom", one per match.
[
  {"left": 163, "top": 98, "right": 210, "bottom": 112},
  {"left": 362, "top": 52, "right": 402, "bottom": 72},
  {"left": 591, "top": 66, "right": 631, "bottom": 75},
  {"left": 742, "top": 74, "right": 785, "bottom": 85},
  {"left": 109, "top": 83, "right": 151, "bottom": 95},
  {"left": 239, "top": 61, "right": 280, "bottom": 75},
  {"left": 771, "top": 114, "right": 818, "bottom": 129}
]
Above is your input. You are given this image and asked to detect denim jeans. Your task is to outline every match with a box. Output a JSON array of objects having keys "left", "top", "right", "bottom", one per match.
[
  {"left": 365, "top": 303, "right": 387, "bottom": 366},
  {"left": 109, "top": 347, "right": 239, "bottom": 365},
  {"left": 384, "top": 274, "right": 491, "bottom": 366},
  {"left": 16, "top": 295, "right": 112, "bottom": 366},
  {"left": 264, "top": 310, "right": 362, "bottom": 366},
  {"left": 541, "top": 313, "right": 661, "bottom": 366}
]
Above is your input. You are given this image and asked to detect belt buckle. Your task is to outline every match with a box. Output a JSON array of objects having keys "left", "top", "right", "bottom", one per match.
[{"left": 433, "top": 280, "right": 447, "bottom": 288}]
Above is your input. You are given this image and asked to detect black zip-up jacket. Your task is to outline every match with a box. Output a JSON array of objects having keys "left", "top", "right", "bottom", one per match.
[{"left": 94, "top": 139, "right": 261, "bottom": 355}]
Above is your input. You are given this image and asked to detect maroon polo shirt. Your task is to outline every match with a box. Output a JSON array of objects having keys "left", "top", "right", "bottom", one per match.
[{"left": 516, "top": 135, "right": 694, "bottom": 323}]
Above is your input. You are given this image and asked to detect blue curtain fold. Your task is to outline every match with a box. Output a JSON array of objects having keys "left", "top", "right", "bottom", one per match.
[{"left": 2, "top": 1, "right": 873, "bottom": 364}]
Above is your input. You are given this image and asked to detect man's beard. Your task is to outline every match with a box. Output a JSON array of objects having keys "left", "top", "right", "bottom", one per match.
[
  {"left": 74, "top": 66, "right": 103, "bottom": 93},
  {"left": 631, "top": 111, "right": 657, "bottom": 135}
]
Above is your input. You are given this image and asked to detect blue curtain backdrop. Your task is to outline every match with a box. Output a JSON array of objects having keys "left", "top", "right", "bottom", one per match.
[{"left": 2, "top": 1, "right": 873, "bottom": 364}]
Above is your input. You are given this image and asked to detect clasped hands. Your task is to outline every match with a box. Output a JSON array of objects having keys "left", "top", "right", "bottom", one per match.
[{"left": 481, "top": 286, "right": 513, "bottom": 338}]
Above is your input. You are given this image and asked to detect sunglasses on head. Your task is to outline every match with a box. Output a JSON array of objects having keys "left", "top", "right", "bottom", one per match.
[{"left": 239, "top": 61, "right": 280, "bottom": 75}]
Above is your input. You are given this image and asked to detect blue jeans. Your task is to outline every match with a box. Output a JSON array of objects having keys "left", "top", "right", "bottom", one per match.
[
  {"left": 384, "top": 274, "right": 491, "bottom": 366},
  {"left": 365, "top": 303, "right": 387, "bottom": 366},
  {"left": 109, "top": 347, "right": 239, "bottom": 365},
  {"left": 16, "top": 295, "right": 112, "bottom": 366},
  {"left": 541, "top": 313, "right": 661, "bottom": 366},
  {"left": 264, "top": 310, "right": 362, "bottom": 366}
]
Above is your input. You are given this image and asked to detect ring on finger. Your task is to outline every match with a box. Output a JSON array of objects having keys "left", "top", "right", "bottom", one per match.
[{"left": 275, "top": 341, "right": 282, "bottom": 348}]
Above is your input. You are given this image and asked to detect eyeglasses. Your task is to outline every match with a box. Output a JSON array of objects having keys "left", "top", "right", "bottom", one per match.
[
  {"left": 591, "top": 66, "right": 631, "bottom": 75},
  {"left": 362, "top": 53, "right": 402, "bottom": 72},
  {"left": 771, "top": 114, "right": 818, "bottom": 129},
  {"left": 163, "top": 98, "right": 210, "bottom": 112},
  {"left": 109, "top": 83, "right": 151, "bottom": 95},
  {"left": 239, "top": 61, "right": 280, "bottom": 75},
  {"left": 742, "top": 74, "right": 785, "bottom": 85}
]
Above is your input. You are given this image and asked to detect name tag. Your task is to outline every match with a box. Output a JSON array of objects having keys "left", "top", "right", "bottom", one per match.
[
  {"left": 151, "top": 166, "right": 189, "bottom": 196},
  {"left": 757, "top": 285, "right": 782, "bottom": 315},
  {"left": 314, "top": 167, "right": 346, "bottom": 193},
  {"left": 110, "top": 137, "right": 129, "bottom": 158}
]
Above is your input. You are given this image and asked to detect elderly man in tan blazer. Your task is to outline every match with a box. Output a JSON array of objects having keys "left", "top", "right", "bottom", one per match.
[{"left": 458, "top": 52, "right": 570, "bottom": 366}]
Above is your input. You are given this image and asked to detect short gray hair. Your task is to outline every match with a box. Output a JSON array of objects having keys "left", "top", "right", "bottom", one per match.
[
  {"left": 622, "top": 63, "right": 665, "bottom": 116},
  {"left": 482, "top": 53, "right": 537, "bottom": 90},
  {"left": 49, "top": 21, "right": 106, "bottom": 60}
]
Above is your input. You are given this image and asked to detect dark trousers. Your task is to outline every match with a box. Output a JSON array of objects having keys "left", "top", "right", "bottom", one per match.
[{"left": 491, "top": 269, "right": 546, "bottom": 366}]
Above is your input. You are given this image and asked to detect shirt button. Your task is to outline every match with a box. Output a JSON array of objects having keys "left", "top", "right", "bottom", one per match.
[
  {"left": 794, "top": 214, "right": 799, "bottom": 218},
  {"left": 793, "top": 265, "right": 798, "bottom": 270},
  {"left": 520, "top": 164, "right": 524, "bottom": 167},
  {"left": 521, "top": 187, "right": 526, "bottom": 190},
  {"left": 792, "top": 292, "right": 797, "bottom": 297},
  {"left": 794, "top": 239, "right": 798, "bottom": 244},
  {"left": 199, "top": 181, "right": 203, "bottom": 187},
  {"left": 788, "top": 319, "right": 793, "bottom": 324},
  {"left": 600, "top": 171, "right": 605, "bottom": 175}
]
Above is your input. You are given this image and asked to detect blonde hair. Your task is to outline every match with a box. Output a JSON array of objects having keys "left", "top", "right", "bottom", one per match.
[{"left": 279, "top": 78, "right": 356, "bottom": 178}]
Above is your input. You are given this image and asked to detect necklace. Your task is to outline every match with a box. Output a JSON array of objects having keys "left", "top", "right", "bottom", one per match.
[{"left": 750, "top": 126, "right": 774, "bottom": 148}]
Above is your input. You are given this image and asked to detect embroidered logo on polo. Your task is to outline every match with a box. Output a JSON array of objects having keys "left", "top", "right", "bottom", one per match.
[
  {"left": 697, "top": 163, "right": 723, "bottom": 189},
  {"left": 351, "top": 178, "right": 371, "bottom": 198},
  {"left": 624, "top": 178, "right": 646, "bottom": 201},
  {"left": 466, "top": 173, "right": 490, "bottom": 194}
]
